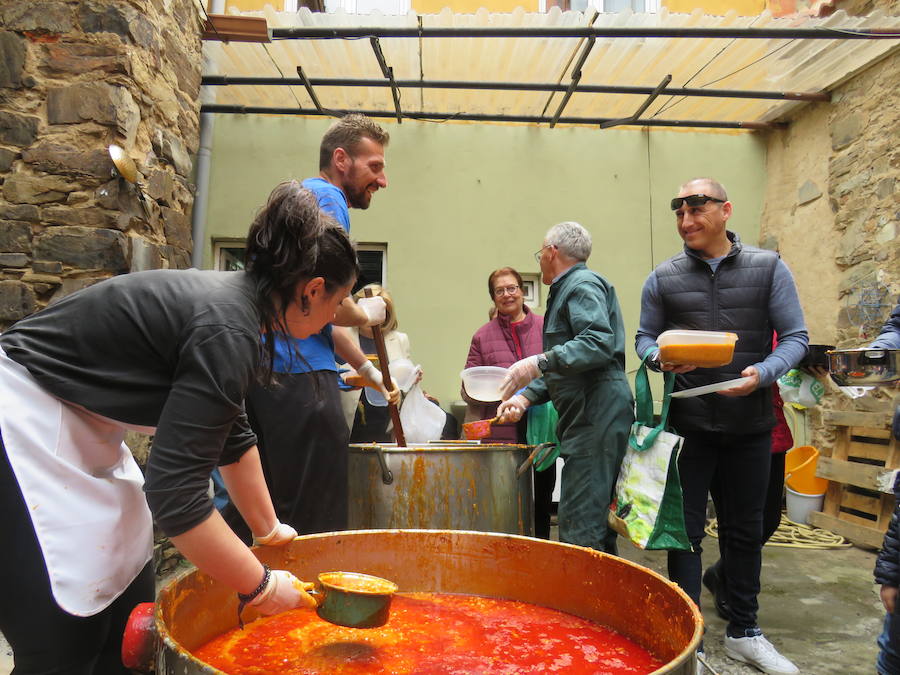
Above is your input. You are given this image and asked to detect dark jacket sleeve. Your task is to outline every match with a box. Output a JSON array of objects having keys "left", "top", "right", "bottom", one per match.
[
  {"left": 871, "top": 299, "right": 900, "bottom": 350},
  {"left": 875, "top": 476, "right": 900, "bottom": 587}
]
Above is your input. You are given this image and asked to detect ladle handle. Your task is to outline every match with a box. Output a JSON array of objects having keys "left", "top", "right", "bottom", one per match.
[
  {"left": 305, "top": 585, "right": 325, "bottom": 607},
  {"left": 364, "top": 288, "right": 406, "bottom": 447}
]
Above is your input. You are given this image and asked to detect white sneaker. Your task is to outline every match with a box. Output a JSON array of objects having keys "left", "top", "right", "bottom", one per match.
[{"left": 723, "top": 633, "right": 799, "bottom": 675}]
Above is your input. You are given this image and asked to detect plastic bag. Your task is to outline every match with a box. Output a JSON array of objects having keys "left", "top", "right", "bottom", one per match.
[
  {"left": 365, "top": 359, "right": 422, "bottom": 406},
  {"left": 777, "top": 369, "right": 825, "bottom": 408},
  {"left": 399, "top": 383, "right": 445, "bottom": 443}
]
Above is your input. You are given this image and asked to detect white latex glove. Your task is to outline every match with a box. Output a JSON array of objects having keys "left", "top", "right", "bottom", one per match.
[
  {"left": 250, "top": 570, "right": 317, "bottom": 615},
  {"left": 499, "top": 355, "right": 541, "bottom": 400},
  {"left": 497, "top": 394, "right": 530, "bottom": 424},
  {"left": 357, "top": 296, "right": 387, "bottom": 327},
  {"left": 359, "top": 360, "right": 401, "bottom": 405},
  {"left": 252, "top": 522, "right": 297, "bottom": 546}
]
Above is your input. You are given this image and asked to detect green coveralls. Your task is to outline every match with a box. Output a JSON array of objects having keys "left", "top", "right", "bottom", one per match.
[{"left": 523, "top": 263, "right": 634, "bottom": 554}]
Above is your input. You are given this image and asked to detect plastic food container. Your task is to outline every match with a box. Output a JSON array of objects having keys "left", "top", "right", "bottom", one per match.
[
  {"left": 657, "top": 330, "right": 738, "bottom": 368},
  {"left": 461, "top": 366, "right": 508, "bottom": 402}
]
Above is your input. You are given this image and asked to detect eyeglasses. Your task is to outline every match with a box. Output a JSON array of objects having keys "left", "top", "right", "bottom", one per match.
[
  {"left": 670, "top": 194, "right": 726, "bottom": 211},
  {"left": 533, "top": 244, "right": 554, "bottom": 263},
  {"left": 493, "top": 285, "right": 520, "bottom": 297}
]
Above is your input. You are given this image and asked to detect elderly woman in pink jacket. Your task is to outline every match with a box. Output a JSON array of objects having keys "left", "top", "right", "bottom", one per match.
[{"left": 463, "top": 266, "right": 556, "bottom": 538}]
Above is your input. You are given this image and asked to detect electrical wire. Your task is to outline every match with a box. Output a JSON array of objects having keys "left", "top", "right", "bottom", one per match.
[
  {"left": 260, "top": 44, "right": 304, "bottom": 109},
  {"left": 194, "top": 0, "right": 225, "bottom": 43},
  {"left": 705, "top": 515, "right": 852, "bottom": 549}
]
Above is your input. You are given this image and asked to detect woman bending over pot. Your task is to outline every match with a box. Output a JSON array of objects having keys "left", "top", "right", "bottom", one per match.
[{"left": 0, "top": 181, "right": 357, "bottom": 674}]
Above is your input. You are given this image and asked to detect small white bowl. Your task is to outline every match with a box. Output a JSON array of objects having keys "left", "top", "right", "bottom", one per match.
[{"left": 461, "top": 366, "right": 508, "bottom": 402}]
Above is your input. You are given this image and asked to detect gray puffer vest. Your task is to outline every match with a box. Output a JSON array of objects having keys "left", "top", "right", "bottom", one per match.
[{"left": 655, "top": 231, "right": 777, "bottom": 434}]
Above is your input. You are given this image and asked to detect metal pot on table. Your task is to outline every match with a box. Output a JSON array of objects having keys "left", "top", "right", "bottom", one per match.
[
  {"left": 347, "top": 441, "right": 534, "bottom": 535},
  {"left": 827, "top": 348, "right": 900, "bottom": 386}
]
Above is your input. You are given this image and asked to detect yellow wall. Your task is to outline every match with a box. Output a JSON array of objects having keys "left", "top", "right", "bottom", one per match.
[
  {"left": 202, "top": 116, "right": 765, "bottom": 408},
  {"left": 221, "top": 0, "right": 277, "bottom": 10},
  {"left": 662, "top": 0, "right": 765, "bottom": 14}
]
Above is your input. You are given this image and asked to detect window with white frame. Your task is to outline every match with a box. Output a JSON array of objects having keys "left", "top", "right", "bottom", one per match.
[
  {"left": 213, "top": 240, "right": 247, "bottom": 271},
  {"left": 540, "top": 0, "right": 658, "bottom": 12},
  {"left": 213, "top": 239, "right": 388, "bottom": 290},
  {"left": 520, "top": 273, "right": 541, "bottom": 310},
  {"left": 356, "top": 243, "right": 387, "bottom": 290}
]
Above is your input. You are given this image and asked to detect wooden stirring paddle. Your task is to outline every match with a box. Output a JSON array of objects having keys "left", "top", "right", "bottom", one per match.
[{"left": 364, "top": 288, "right": 406, "bottom": 447}]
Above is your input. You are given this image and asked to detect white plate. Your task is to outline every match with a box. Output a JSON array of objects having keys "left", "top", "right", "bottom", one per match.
[{"left": 670, "top": 377, "right": 753, "bottom": 398}]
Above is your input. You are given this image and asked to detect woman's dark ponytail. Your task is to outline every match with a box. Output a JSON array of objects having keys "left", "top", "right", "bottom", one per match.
[{"left": 245, "top": 181, "right": 360, "bottom": 383}]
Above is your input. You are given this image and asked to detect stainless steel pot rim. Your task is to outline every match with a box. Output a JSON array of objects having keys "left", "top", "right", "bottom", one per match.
[
  {"left": 828, "top": 347, "right": 898, "bottom": 354},
  {"left": 349, "top": 443, "right": 533, "bottom": 451}
]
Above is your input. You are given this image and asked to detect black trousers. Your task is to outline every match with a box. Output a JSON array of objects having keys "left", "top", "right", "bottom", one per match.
[
  {"left": 225, "top": 370, "right": 350, "bottom": 541},
  {"left": 533, "top": 463, "right": 557, "bottom": 540},
  {"left": 0, "top": 435, "right": 155, "bottom": 675},
  {"left": 667, "top": 430, "right": 771, "bottom": 633}
]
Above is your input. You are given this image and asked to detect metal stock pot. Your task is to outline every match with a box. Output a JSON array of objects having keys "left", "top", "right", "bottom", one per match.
[
  {"left": 348, "top": 442, "right": 534, "bottom": 535},
  {"left": 134, "top": 530, "right": 703, "bottom": 674},
  {"left": 827, "top": 347, "right": 900, "bottom": 386}
]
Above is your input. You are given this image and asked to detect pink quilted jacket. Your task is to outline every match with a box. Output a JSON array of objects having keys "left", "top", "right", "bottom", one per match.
[{"left": 463, "top": 308, "right": 544, "bottom": 443}]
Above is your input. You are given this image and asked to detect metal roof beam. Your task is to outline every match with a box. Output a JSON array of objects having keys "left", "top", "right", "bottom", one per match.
[
  {"left": 550, "top": 36, "right": 595, "bottom": 129},
  {"left": 600, "top": 74, "right": 672, "bottom": 129},
  {"left": 201, "top": 75, "right": 830, "bottom": 103},
  {"left": 370, "top": 37, "right": 403, "bottom": 123},
  {"left": 295, "top": 66, "right": 324, "bottom": 113},
  {"left": 270, "top": 26, "right": 900, "bottom": 40},
  {"left": 200, "top": 103, "right": 784, "bottom": 130}
]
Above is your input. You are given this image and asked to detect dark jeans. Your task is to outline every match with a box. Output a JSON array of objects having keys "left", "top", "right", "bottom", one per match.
[
  {"left": 761, "top": 451, "right": 786, "bottom": 544},
  {"left": 668, "top": 430, "right": 771, "bottom": 633},
  {"left": 0, "top": 436, "right": 155, "bottom": 674},
  {"left": 533, "top": 462, "right": 557, "bottom": 540},
  {"left": 878, "top": 606, "right": 900, "bottom": 675}
]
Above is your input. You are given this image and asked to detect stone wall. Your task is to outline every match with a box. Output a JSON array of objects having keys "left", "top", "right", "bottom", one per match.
[
  {"left": 0, "top": 0, "right": 203, "bottom": 329},
  {"left": 759, "top": 13, "right": 899, "bottom": 451}
]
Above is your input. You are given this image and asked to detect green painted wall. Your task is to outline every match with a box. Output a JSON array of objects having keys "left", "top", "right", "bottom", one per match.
[{"left": 203, "top": 116, "right": 766, "bottom": 409}]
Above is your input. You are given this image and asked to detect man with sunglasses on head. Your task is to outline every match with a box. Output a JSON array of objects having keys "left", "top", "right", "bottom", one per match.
[{"left": 635, "top": 178, "right": 808, "bottom": 675}]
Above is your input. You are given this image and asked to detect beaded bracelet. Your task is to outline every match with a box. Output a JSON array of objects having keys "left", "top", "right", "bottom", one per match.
[{"left": 237, "top": 564, "right": 271, "bottom": 629}]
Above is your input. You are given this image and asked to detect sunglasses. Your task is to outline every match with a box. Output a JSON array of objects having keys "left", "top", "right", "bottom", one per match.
[{"left": 670, "top": 194, "right": 726, "bottom": 211}]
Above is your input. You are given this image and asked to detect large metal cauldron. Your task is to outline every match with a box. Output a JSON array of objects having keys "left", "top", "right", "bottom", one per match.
[
  {"left": 348, "top": 442, "right": 534, "bottom": 535},
  {"left": 152, "top": 530, "right": 702, "bottom": 674}
]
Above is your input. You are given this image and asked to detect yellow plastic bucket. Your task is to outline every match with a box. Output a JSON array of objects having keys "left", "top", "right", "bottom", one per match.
[{"left": 784, "top": 445, "right": 829, "bottom": 495}]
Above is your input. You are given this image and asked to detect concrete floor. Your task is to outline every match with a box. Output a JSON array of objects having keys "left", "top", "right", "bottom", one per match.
[
  {"left": 616, "top": 538, "right": 883, "bottom": 675},
  {"left": 0, "top": 532, "right": 884, "bottom": 674}
]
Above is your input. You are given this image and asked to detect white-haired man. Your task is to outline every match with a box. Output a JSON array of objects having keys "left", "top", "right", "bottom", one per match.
[{"left": 498, "top": 221, "right": 633, "bottom": 554}]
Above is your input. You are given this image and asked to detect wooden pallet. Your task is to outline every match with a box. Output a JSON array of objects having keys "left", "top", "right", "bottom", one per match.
[{"left": 808, "top": 409, "right": 898, "bottom": 549}]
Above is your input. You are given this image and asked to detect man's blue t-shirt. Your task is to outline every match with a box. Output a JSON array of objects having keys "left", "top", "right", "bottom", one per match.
[
  {"left": 272, "top": 178, "right": 349, "bottom": 374},
  {"left": 302, "top": 177, "right": 350, "bottom": 232}
]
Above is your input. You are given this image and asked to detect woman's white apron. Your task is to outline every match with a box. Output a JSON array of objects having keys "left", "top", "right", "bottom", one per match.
[{"left": 0, "top": 346, "right": 154, "bottom": 616}]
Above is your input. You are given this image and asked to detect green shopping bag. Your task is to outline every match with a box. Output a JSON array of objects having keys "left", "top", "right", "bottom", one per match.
[
  {"left": 608, "top": 350, "right": 691, "bottom": 551},
  {"left": 526, "top": 402, "right": 558, "bottom": 446}
]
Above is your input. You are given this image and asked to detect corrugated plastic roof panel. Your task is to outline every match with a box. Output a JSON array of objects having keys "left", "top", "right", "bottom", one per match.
[{"left": 201, "top": 5, "right": 900, "bottom": 127}]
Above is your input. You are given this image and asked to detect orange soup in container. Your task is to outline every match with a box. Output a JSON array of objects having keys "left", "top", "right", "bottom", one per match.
[{"left": 657, "top": 330, "right": 739, "bottom": 368}]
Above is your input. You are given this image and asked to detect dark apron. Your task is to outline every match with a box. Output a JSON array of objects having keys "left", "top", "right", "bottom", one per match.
[{"left": 225, "top": 370, "right": 350, "bottom": 540}]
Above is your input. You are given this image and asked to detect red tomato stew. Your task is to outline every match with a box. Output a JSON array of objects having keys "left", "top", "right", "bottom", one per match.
[{"left": 195, "top": 592, "right": 664, "bottom": 674}]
